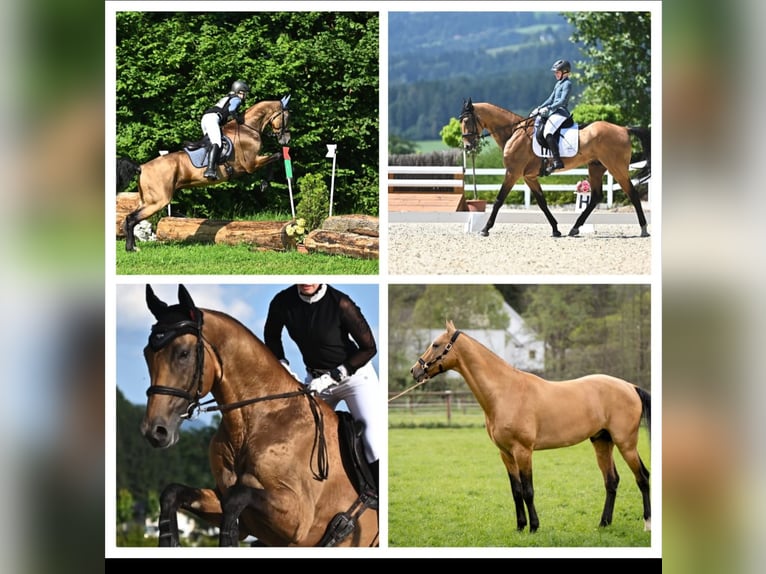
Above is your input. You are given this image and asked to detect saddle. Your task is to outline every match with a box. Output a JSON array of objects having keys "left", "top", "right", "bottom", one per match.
[
  {"left": 182, "top": 135, "right": 234, "bottom": 168},
  {"left": 336, "top": 411, "right": 378, "bottom": 501}
]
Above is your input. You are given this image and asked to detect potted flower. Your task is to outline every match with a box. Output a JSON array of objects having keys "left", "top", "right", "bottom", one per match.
[{"left": 283, "top": 218, "right": 308, "bottom": 252}]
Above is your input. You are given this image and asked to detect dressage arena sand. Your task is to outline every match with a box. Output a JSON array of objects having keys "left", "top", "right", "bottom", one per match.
[{"left": 387, "top": 220, "right": 652, "bottom": 276}]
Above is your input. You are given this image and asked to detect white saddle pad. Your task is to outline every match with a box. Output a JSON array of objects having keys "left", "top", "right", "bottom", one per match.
[{"left": 532, "top": 124, "right": 579, "bottom": 158}]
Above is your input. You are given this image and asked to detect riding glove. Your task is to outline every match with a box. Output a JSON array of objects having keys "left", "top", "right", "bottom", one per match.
[
  {"left": 540, "top": 107, "right": 549, "bottom": 118},
  {"left": 308, "top": 374, "right": 337, "bottom": 394},
  {"left": 329, "top": 364, "right": 350, "bottom": 383}
]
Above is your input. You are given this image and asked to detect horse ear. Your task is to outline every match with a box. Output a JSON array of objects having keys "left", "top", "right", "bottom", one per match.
[
  {"left": 281, "top": 94, "right": 291, "bottom": 109},
  {"left": 177, "top": 284, "right": 196, "bottom": 310},
  {"left": 146, "top": 285, "right": 168, "bottom": 319},
  {"left": 446, "top": 319, "right": 455, "bottom": 331}
]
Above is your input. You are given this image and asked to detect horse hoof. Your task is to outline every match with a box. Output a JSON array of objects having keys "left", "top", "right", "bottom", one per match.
[
  {"left": 568, "top": 228, "right": 580, "bottom": 237},
  {"left": 479, "top": 230, "right": 489, "bottom": 237},
  {"left": 552, "top": 230, "right": 562, "bottom": 238}
]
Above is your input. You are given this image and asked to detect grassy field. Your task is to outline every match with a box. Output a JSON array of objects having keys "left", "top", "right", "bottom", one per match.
[
  {"left": 115, "top": 240, "right": 378, "bottom": 275},
  {"left": 388, "top": 426, "right": 652, "bottom": 548}
]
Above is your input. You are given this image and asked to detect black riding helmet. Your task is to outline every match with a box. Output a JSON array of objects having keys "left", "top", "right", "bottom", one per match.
[
  {"left": 551, "top": 59, "right": 571, "bottom": 73},
  {"left": 231, "top": 79, "right": 250, "bottom": 94}
]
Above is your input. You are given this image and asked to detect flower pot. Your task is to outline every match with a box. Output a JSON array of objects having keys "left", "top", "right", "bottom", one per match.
[
  {"left": 466, "top": 199, "right": 487, "bottom": 212},
  {"left": 296, "top": 244, "right": 309, "bottom": 254}
]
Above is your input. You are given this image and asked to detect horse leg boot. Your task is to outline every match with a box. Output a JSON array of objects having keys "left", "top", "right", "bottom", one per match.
[
  {"left": 545, "top": 134, "right": 564, "bottom": 173},
  {"left": 204, "top": 144, "right": 220, "bottom": 180}
]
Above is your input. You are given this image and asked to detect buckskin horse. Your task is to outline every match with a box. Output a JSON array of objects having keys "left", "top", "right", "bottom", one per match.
[
  {"left": 140, "top": 284, "right": 378, "bottom": 547},
  {"left": 120, "top": 96, "right": 291, "bottom": 252},
  {"left": 410, "top": 320, "right": 651, "bottom": 533},
  {"left": 459, "top": 98, "right": 651, "bottom": 238}
]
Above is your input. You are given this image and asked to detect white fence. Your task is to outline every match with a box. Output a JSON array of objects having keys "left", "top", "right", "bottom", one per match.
[{"left": 388, "top": 162, "right": 649, "bottom": 209}]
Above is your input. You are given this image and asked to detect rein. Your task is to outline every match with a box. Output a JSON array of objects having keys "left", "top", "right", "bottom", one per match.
[{"left": 388, "top": 329, "right": 463, "bottom": 402}]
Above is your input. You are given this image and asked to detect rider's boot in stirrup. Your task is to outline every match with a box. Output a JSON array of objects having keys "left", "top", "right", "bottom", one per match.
[{"left": 204, "top": 144, "right": 220, "bottom": 180}]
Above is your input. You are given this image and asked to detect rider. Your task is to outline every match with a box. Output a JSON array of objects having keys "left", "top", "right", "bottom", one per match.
[
  {"left": 264, "top": 284, "right": 381, "bottom": 493},
  {"left": 532, "top": 59, "right": 573, "bottom": 174},
  {"left": 200, "top": 79, "right": 250, "bottom": 180}
]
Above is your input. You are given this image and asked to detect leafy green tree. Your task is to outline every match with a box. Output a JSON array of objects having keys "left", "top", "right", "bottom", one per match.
[
  {"left": 564, "top": 12, "right": 651, "bottom": 126},
  {"left": 522, "top": 285, "right": 599, "bottom": 378},
  {"left": 412, "top": 285, "right": 509, "bottom": 329}
]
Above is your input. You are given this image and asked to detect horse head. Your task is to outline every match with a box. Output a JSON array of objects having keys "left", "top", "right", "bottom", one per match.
[
  {"left": 141, "top": 284, "right": 212, "bottom": 449},
  {"left": 269, "top": 95, "right": 292, "bottom": 145},
  {"left": 410, "top": 320, "right": 463, "bottom": 383},
  {"left": 459, "top": 98, "right": 481, "bottom": 152}
]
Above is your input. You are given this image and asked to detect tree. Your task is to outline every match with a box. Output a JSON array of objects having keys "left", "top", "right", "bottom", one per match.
[
  {"left": 564, "top": 12, "right": 652, "bottom": 126},
  {"left": 412, "top": 285, "right": 509, "bottom": 329},
  {"left": 522, "top": 285, "right": 600, "bottom": 378}
]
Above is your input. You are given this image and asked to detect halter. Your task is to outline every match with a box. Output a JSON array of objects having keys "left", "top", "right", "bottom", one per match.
[{"left": 417, "top": 329, "right": 462, "bottom": 376}]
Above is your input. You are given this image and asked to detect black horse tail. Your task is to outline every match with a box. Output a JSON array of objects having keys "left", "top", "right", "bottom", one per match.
[
  {"left": 634, "top": 386, "right": 651, "bottom": 440},
  {"left": 116, "top": 157, "right": 142, "bottom": 193},
  {"left": 627, "top": 126, "right": 651, "bottom": 185}
]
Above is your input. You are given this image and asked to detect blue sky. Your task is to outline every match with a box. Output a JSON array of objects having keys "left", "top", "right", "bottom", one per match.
[{"left": 113, "top": 283, "right": 380, "bottom": 426}]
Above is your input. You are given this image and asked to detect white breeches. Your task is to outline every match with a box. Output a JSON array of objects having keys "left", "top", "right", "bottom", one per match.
[
  {"left": 308, "top": 362, "right": 382, "bottom": 463},
  {"left": 201, "top": 113, "right": 222, "bottom": 146}
]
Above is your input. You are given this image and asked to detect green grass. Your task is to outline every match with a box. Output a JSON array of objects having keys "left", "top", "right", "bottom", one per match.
[
  {"left": 116, "top": 240, "right": 378, "bottom": 275},
  {"left": 388, "top": 426, "right": 652, "bottom": 548}
]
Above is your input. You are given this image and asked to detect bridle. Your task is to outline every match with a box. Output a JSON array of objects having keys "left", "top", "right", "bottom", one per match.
[{"left": 145, "top": 313, "right": 208, "bottom": 420}]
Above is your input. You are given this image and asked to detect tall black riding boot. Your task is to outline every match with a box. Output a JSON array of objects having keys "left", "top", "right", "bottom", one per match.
[
  {"left": 204, "top": 144, "right": 220, "bottom": 180},
  {"left": 545, "top": 134, "right": 564, "bottom": 173}
]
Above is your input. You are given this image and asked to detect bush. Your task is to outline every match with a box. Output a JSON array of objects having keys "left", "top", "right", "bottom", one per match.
[{"left": 295, "top": 173, "right": 331, "bottom": 231}]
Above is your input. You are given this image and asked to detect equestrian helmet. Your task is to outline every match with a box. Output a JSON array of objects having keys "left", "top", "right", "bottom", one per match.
[
  {"left": 551, "top": 59, "right": 571, "bottom": 73},
  {"left": 231, "top": 80, "right": 250, "bottom": 94}
]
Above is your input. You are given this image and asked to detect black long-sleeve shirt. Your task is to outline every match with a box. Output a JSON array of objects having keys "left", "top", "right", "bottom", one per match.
[{"left": 264, "top": 285, "right": 377, "bottom": 374}]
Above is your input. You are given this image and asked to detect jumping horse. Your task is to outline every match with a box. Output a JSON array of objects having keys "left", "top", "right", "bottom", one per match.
[
  {"left": 120, "top": 96, "right": 292, "bottom": 252},
  {"left": 410, "top": 320, "right": 651, "bottom": 533},
  {"left": 459, "top": 98, "right": 651, "bottom": 238},
  {"left": 140, "top": 284, "right": 378, "bottom": 547}
]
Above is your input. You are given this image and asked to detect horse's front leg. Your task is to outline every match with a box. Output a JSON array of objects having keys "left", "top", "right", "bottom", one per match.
[
  {"left": 513, "top": 449, "right": 540, "bottom": 533},
  {"left": 500, "top": 452, "right": 527, "bottom": 531},
  {"left": 527, "top": 185, "right": 561, "bottom": 237},
  {"left": 158, "top": 483, "right": 222, "bottom": 547},
  {"left": 480, "top": 178, "right": 514, "bottom": 237}
]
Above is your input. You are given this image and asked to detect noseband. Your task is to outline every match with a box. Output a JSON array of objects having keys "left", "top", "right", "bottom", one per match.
[
  {"left": 417, "top": 329, "right": 462, "bottom": 376},
  {"left": 145, "top": 313, "right": 207, "bottom": 419}
]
